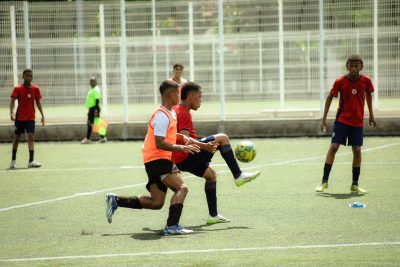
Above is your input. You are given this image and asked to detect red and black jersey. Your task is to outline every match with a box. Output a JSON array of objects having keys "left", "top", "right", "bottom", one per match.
[
  {"left": 11, "top": 83, "right": 42, "bottom": 121},
  {"left": 171, "top": 104, "right": 196, "bottom": 163},
  {"left": 330, "top": 74, "right": 374, "bottom": 127}
]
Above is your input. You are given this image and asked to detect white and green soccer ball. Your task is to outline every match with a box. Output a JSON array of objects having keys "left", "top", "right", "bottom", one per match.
[{"left": 234, "top": 140, "right": 256, "bottom": 163}]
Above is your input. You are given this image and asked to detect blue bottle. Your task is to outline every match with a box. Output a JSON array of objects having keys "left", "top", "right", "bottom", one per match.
[{"left": 349, "top": 202, "right": 366, "bottom": 208}]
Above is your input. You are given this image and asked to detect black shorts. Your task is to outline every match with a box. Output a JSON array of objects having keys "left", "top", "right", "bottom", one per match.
[
  {"left": 176, "top": 135, "right": 215, "bottom": 177},
  {"left": 87, "top": 106, "right": 100, "bottom": 124},
  {"left": 144, "top": 159, "right": 179, "bottom": 193},
  {"left": 331, "top": 121, "right": 363, "bottom": 146},
  {"left": 14, "top": 120, "right": 35, "bottom": 135}
]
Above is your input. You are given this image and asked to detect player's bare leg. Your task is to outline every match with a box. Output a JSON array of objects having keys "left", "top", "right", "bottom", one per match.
[
  {"left": 27, "top": 133, "right": 41, "bottom": 168},
  {"left": 10, "top": 134, "right": 20, "bottom": 169}
]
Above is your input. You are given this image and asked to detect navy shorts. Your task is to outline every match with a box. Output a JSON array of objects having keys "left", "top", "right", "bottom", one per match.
[
  {"left": 331, "top": 121, "right": 363, "bottom": 146},
  {"left": 144, "top": 159, "right": 179, "bottom": 193},
  {"left": 176, "top": 135, "right": 215, "bottom": 177},
  {"left": 14, "top": 120, "right": 35, "bottom": 135}
]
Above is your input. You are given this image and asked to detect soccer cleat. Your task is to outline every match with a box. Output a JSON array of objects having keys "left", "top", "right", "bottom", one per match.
[
  {"left": 162, "top": 225, "right": 193, "bottom": 236},
  {"left": 81, "top": 138, "right": 91, "bottom": 144},
  {"left": 28, "top": 161, "right": 41, "bottom": 168},
  {"left": 9, "top": 160, "right": 16, "bottom": 169},
  {"left": 234, "top": 171, "right": 260, "bottom": 187},
  {"left": 98, "top": 137, "right": 107, "bottom": 143},
  {"left": 206, "top": 214, "right": 231, "bottom": 225},
  {"left": 350, "top": 185, "right": 368, "bottom": 194},
  {"left": 315, "top": 182, "right": 328, "bottom": 192},
  {"left": 105, "top": 193, "right": 118, "bottom": 223}
]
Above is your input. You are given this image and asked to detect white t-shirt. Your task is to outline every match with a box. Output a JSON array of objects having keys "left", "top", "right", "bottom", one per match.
[{"left": 152, "top": 107, "right": 177, "bottom": 137}]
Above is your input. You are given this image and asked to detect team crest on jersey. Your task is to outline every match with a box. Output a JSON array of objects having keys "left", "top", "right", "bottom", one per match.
[
  {"left": 27, "top": 93, "right": 32, "bottom": 98},
  {"left": 352, "top": 89, "right": 357, "bottom": 95}
]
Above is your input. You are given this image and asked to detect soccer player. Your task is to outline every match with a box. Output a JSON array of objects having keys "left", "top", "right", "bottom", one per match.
[
  {"left": 105, "top": 80, "right": 200, "bottom": 236},
  {"left": 81, "top": 77, "right": 107, "bottom": 144},
  {"left": 172, "top": 82, "right": 261, "bottom": 225},
  {"left": 169, "top": 63, "right": 187, "bottom": 94},
  {"left": 9, "top": 69, "right": 44, "bottom": 169},
  {"left": 315, "top": 54, "right": 376, "bottom": 194}
]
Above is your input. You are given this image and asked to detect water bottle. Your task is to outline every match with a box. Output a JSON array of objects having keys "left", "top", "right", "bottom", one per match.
[{"left": 349, "top": 202, "right": 366, "bottom": 208}]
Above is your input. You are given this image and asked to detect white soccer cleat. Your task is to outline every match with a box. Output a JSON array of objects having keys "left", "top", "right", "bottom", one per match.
[
  {"left": 81, "top": 138, "right": 91, "bottom": 144},
  {"left": 9, "top": 160, "right": 16, "bottom": 169},
  {"left": 28, "top": 161, "right": 41, "bottom": 168}
]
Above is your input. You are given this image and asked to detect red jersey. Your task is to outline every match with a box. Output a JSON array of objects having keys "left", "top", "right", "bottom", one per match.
[
  {"left": 11, "top": 83, "right": 42, "bottom": 121},
  {"left": 330, "top": 75, "right": 374, "bottom": 127},
  {"left": 171, "top": 104, "right": 196, "bottom": 163}
]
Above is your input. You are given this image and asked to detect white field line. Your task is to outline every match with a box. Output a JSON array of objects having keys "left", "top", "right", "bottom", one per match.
[
  {"left": 0, "top": 143, "right": 398, "bottom": 213},
  {"left": 1, "top": 241, "right": 400, "bottom": 263}
]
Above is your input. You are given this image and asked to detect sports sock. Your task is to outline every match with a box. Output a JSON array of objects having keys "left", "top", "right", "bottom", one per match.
[
  {"left": 116, "top": 196, "right": 142, "bottom": 209},
  {"left": 352, "top": 167, "right": 360, "bottom": 185},
  {"left": 322, "top": 163, "right": 332, "bottom": 183},
  {"left": 167, "top": 203, "right": 183, "bottom": 227},
  {"left": 86, "top": 124, "right": 92, "bottom": 139},
  {"left": 29, "top": 150, "right": 34, "bottom": 162},
  {"left": 220, "top": 144, "right": 242, "bottom": 178},
  {"left": 12, "top": 150, "right": 17, "bottom": 161},
  {"left": 205, "top": 181, "right": 218, "bottom": 217}
]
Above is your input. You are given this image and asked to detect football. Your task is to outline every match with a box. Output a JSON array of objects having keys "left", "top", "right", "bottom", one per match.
[{"left": 234, "top": 140, "right": 256, "bottom": 163}]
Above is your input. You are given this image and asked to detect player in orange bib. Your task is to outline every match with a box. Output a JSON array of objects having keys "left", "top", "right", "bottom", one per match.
[{"left": 105, "top": 80, "right": 200, "bottom": 236}]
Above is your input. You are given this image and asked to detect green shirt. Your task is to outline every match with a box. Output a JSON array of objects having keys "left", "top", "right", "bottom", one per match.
[{"left": 85, "top": 86, "right": 101, "bottom": 108}]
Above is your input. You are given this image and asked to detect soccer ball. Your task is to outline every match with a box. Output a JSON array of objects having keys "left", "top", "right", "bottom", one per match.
[{"left": 235, "top": 141, "right": 256, "bottom": 163}]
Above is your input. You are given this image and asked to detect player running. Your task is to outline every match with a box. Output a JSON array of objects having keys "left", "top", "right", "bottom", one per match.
[
  {"left": 105, "top": 80, "right": 200, "bottom": 236},
  {"left": 315, "top": 54, "right": 376, "bottom": 194},
  {"left": 171, "top": 82, "right": 261, "bottom": 225}
]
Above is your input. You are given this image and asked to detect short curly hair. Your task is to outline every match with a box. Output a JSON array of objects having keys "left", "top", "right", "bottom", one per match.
[{"left": 346, "top": 54, "right": 363, "bottom": 66}]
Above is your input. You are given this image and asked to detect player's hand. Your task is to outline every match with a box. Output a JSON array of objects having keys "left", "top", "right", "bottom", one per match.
[
  {"left": 203, "top": 141, "right": 218, "bottom": 153},
  {"left": 369, "top": 116, "right": 376, "bottom": 127},
  {"left": 41, "top": 117, "right": 45, "bottom": 126},
  {"left": 10, "top": 113, "right": 15, "bottom": 121},
  {"left": 320, "top": 119, "right": 327, "bottom": 133},
  {"left": 181, "top": 144, "right": 200, "bottom": 154},
  {"left": 182, "top": 135, "right": 190, "bottom": 145}
]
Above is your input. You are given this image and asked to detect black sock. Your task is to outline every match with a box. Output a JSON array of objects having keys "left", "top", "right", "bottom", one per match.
[
  {"left": 220, "top": 145, "right": 242, "bottom": 178},
  {"left": 86, "top": 125, "right": 92, "bottom": 139},
  {"left": 167, "top": 203, "right": 183, "bottom": 227},
  {"left": 12, "top": 150, "right": 17, "bottom": 161},
  {"left": 29, "top": 150, "right": 34, "bottom": 163},
  {"left": 116, "top": 196, "right": 142, "bottom": 209},
  {"left": 352, "top": 167, "right": 360, "bottom": 185},
  {"left": 205, "top": 181, "right": 217, "bottom": 217},
  {"left": 322, "top": 163, "right": 332, "bottom": 183}
]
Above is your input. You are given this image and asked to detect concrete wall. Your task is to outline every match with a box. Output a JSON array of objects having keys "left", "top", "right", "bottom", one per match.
[{"left": 1, "top": 118, "right": 399, "bottom": 142}]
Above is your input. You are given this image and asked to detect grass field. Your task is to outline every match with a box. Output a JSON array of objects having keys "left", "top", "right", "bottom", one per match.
[{"left": 1, "top": 137, "right": 400, "bottom": 266}]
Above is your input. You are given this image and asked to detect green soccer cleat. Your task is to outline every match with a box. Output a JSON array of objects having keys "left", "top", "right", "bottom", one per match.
[
  {"left": 315, "top": 182, "right": 328, "bottom": 192},
  {"left": 235, "top": 171, "right": 260, "bottom": 187},
  {"left": 350, "top": 185, "right": 368, "bottom": 194},
  {"left": 206, "top": 214, "right": 231, "bottom": 225}
]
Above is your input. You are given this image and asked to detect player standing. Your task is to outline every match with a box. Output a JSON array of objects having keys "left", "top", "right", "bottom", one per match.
[
  {"left": 315, "top": 54, "right": 376, "bottom": 194},
  {"left": 172, "top": 82, "right": 261, "bottom": 224},
  {"left": 169, "top": 63, "right": 187, "bottom": 95},
  {"left": 9, "top": 69, "right": 44, "bottom": 169},
  {"left": 105, "top": 80, "right": 200, "bottom": 236}
]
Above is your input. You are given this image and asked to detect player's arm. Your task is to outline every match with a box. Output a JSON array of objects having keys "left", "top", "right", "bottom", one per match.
[
  {"left": 320, "top": 94, "right": 334, "bottom": 132},
  {"left": 9, "top": 97, "right": 16, "bottom": 121},
  {"left": 155, "top": 135, "right": 199, "bottom": 154},
  {"left": 36, "top": 99, "right": 45, "bottom": 126},
  {"left": 366, "top": 93, "right": 376, "bottom": 127},
  {"left": 178, "top": 130, "right": 217, "bottom": 153}
]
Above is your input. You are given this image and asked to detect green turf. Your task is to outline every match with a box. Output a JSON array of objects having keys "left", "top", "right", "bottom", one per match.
[{"left": 0, "top": 137, "right": 400, "bottom": 266}]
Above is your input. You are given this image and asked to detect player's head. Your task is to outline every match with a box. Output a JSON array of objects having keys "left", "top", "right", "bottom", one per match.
[
  {"left": 22, "top": 69, "right": 33, "bottom": 84},
  {"left": 90, "top": 77, "right": 97, "bottom": 88},
  {"left": 172, "top": 63, "right": 184, "bottom": 77},
  {"left": 181, "top": 82, "right": 202, "bottom": 111},
  {"left": 346, "top": 54, "right": 363, "bottom": 75},
  {"left": 159, "top": 80, "right": 180, "bottom": 105}
]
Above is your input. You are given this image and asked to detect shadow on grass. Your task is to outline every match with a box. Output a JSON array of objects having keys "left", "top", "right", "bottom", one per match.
[
  {"left": 316, "top": 192, "right": 365, "bottom": 199},
  {"left": 103, "top": 224, "right": 251, "bottom": 241}
]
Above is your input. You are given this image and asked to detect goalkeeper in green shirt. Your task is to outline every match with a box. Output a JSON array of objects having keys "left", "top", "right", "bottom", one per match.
[{"left": 81, "top": 77, "right": 107, "bottom": 144}]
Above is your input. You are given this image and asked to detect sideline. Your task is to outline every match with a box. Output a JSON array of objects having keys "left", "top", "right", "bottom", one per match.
[
  {"left": 1, "top": 241, "right": 400, "bottom": 263},
  {"left": 0, "top": 143, "right": 398, "bottom": 212}
]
